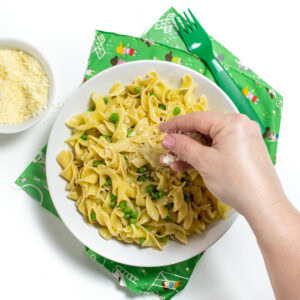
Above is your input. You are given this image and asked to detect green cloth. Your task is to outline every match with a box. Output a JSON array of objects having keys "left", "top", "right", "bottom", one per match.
[
  {"left": 15, "top": 7, "right": 283, "bottom": 300},
  {"left": 141, "top": 8, "right": 282, "bottom": 163}
]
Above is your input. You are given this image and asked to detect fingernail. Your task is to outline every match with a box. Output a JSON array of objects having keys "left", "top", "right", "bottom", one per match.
[{"left": 162, "top": 135, "right": 175, "bottom": 149}]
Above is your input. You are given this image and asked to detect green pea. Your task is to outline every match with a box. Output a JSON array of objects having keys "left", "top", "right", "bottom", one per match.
[
  {"left": 93, "top": 160, "right": 103, "bottom": 167},
  {"left": 119, "top": 201, "right": 127, "bottom": 209},
  {"left": 137, "top": 175, "right": 146, "bottom": 182},
  {"left": 129, "top": 218, "right": 137, "bottom": 224},
  {"left": 103, "top": 97, "right": 109, "bottom": 104},
  {"left": 87, "top": 108, "right": 93, "bottom": 112},
  {"left": 90, "top": 212, "right": 96, "bottom": 221},
  {"left": 158, "top": 190, "right": 165, "bottom": 198},
  {"left": 81, "top": 133, "right": 87, "bottom": 140},
  {"left": 140, "top": 238, "right": 146, "bottom": 244},
  {"left": 104, "top": 178, "right": 112, "bottom": 186},
  {"left": 124, "top": 213, "right": 131, "bottom": 219},
  {"left": 165, "top": 203, "right": 174, "bottom": 209},
  {"left": 146, "top": 185, "right": 154, "bottom": 194},
  {"left": 115, "top": 120, "right": 119, "bottom": 127},
  {"left": 102, "top": 135, "right": 111, "bottom": 141},
  {"left": 144, "top": 225, "right": 152, "bottom": 231},
  {"left": 159, "top": 104, "right": 166, "bottom": 110},
  {"left": 124, "top": 206, "right": 131, "bottom": 214},
  {"left": 130, "top": 210, "right": 138, "bottom": 218},
  {"left": 160, "top": 236, "right": 168, "bottom": 243},
  {"left": 184, "top": 195, "right": 192, "bottom": 203},
  {"left": 139, "top": 166, "right": 146, "bottom": 173},
  {"left": 153, "top": 191, "right": 160, "bottom": 200},
  {"left": 173, "top": 107, "right": 181, "bottom": 115},
  {"left": 164, "top": 216, "right": 171, "bottom": 222},
  {"left": 134, "top": 87, "right": 141, "bottom": 94},
  {"left": 127, "top": 128, "right": 133, "bottom": 137},
  {"left": 150, "top": 92, "right": 157, "bottom": 97},
  {"left": 110, "top": 193, "right": 117, "bottom": 201},
  {"left": 109, "top": 113, "right": 119, "bottom": 123},
  {"left": 109, "top": 201, "right": 116, "bottom": 208}
]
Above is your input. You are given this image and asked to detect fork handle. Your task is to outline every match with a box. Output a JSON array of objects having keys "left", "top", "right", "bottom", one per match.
[{"left": 206, "top": 57, "right": 266, "bottom": 134}]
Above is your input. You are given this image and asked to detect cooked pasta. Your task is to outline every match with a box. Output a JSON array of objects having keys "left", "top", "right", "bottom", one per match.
[{"left": 57, "top": 71, "right": 230, "bottom": 250}]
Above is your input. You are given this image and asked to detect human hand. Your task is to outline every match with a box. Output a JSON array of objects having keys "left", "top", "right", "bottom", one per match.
[{"left": 159, "top": 112, "right": 285, "bottom": 217}]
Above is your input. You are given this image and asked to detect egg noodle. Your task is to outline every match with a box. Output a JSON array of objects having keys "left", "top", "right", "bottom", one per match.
[{"left": 57, "top": 71, "right": 230, "bottom": 250}]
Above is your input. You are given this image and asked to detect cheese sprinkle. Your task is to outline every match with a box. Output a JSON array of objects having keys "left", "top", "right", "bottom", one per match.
[{"left": 0, "top": 49, "right": 49, "bottom": 124}]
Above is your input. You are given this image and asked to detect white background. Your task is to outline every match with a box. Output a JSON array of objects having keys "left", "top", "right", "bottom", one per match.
[{"left": 0, "top": 0, "right": 299, "bottom": 299}]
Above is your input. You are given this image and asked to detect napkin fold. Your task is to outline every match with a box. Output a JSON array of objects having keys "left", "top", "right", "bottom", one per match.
[{"left": 15, "top": 7, "right": 283, "bottom": 300}]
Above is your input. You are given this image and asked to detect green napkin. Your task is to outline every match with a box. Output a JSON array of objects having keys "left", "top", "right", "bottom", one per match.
[{"left": 15, "top": 7, "right": 283, "bottom": 300}]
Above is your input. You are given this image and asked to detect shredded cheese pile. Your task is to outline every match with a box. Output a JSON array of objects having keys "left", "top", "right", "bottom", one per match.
[{"left": 0, "top": 49, "right": 49, "bottom": 124}]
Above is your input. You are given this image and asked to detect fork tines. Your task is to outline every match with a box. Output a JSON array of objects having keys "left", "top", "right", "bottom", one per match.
[{"left": 174, "top": 9, "right": 200, "bottom": 34}]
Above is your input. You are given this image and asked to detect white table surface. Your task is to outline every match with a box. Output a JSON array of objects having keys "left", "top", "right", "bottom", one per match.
[{"left": 1, "top": 1, "right": 299, "bottom": 299}]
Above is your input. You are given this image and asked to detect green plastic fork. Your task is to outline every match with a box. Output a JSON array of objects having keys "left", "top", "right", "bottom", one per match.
[{"left": 175, "top": 9, "right": 265, "bottom": 134}]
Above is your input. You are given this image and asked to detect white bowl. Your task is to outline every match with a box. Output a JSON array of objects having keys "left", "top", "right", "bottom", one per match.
[
  {"left": 0, "top": 39, "right": 55, "bottom": 134},
  {"left": 46, "top": 60, "right": 238, "bottom": 267}
]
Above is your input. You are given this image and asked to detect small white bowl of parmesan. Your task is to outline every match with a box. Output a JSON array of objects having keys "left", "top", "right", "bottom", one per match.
[{"left": 0, "top": 39, "right": 55, "bottom": 134}]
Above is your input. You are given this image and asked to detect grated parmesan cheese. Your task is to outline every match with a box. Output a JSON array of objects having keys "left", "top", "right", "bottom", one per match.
[
  {"left": 162, "top": 132, "right": 207, "bottom": 166},
  {"left": 162, "top": 153, "right": 179, "bottom": 165},
  {"left": 0, "top": 49, "right": 49, "bottom": 124}
]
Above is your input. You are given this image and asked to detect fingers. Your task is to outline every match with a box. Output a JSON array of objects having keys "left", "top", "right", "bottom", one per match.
[
  {"left": 162, "top": 133, "right": 213, "bottom": 170},
  {"left": 170, "top": 161, "right": 194, "bottom": 172},
  {"left": 159, "top": 111, "right": 228, "bottom": 138},
  {"left": 160, "top": 154, "right": 194, "bottom": 171}
]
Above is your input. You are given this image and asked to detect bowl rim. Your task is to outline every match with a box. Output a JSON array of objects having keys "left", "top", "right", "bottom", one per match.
[
  {"left": 0, "top": 38, "right": 55, "bottom": 134},
  {"left": 46, "top": 60, "right": 239, "bottom": 267}
]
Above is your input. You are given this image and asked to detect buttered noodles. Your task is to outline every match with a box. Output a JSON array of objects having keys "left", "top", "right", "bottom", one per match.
[{"left": 57, "top": 71, "right": 229, "bottom": 250}]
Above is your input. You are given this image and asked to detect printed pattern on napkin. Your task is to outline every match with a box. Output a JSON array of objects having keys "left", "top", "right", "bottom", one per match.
[{"left": 86, "top": 247, "right": 202, "bottom": 298}]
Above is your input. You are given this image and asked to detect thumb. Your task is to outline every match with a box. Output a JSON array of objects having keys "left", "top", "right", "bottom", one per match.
[{"left": 162, "top": 133, "right": 214, "bottom": 171}]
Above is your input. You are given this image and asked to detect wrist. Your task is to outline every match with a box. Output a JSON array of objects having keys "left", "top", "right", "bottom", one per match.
[{"left": 242, "top": 192, "right": 291, "bottom": 229}]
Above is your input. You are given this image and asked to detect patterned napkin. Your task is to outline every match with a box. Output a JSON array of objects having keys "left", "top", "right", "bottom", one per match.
[{"left": 15, "top": 7, "right": 283, "bottom": 300}]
